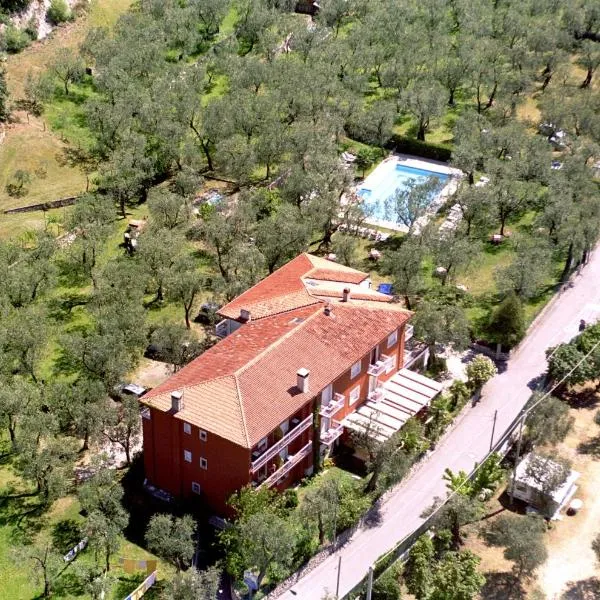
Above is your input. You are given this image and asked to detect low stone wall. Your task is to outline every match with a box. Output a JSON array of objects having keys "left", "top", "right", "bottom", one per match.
[{"left": 3, "top": 196, "right": 79, "bottom": 214}]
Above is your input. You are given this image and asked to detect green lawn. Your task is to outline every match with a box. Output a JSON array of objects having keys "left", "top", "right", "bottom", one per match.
[{"left": 0, "top": 439, "right": 173, "bottom": 600}]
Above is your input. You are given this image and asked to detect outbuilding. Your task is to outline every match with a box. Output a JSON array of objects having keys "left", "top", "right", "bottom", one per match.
[{"left": 509, "top": 453, "right": 580, "bottom": 519}]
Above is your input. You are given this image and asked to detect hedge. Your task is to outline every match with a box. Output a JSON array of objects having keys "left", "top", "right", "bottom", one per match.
[{"left": 385, "top": 135, "right": 453, "bottom": 162}]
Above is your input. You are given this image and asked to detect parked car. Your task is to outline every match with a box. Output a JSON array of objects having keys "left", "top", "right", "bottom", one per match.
[
  {"left": 194, "top": 302, "right": 221, "bottom": 325},
  {"left": 112, "top": 382, "right": 148, "bottom": 400}
]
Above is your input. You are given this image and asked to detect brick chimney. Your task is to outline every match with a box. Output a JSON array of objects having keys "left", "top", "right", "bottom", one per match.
[
  {"left": 342, "top": 287, "right": 351, "bottom": 302},
  {"left": 240, "top": 309, "right": 251, "bottom": 322}
]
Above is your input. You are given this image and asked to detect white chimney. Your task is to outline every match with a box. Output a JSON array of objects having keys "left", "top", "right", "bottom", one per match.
[
  {"left": 171, "top": 390, "right": 184, "bottom": 412},
  {"left": 297, "top": 368, "right": 310, "bottom": 394},
  {"left": 342, "top": 287, "right": 351, "bottom": 302},
  {"left": 240, "top": 309, "right": 251, "bottom": 322}
]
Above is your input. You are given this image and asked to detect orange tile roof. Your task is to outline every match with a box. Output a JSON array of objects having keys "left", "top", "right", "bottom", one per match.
[
  {"left": 218, "top": 253, "right": 372, "bottom": 320},
  {"left": 143, "top": 301, "right": 411, "bottom": 448}
]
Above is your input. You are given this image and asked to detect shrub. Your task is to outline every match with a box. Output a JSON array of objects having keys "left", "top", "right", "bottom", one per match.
[
  {"left": 24, "top": 17, "right": 38, "bottom": 40},
  {"left": 373, "top": 564, "right": 402, "bottom": 600},
  {"left": 448, "top": 380, "right": 470, "bottom": 412},
  {"left": 488, "top": 292, "right": 526, "bottom": 349},
  {"left": 6, "top": 169, "right": 32, "bottom": 197},
  {"left": 3, "top": 25, "right": 30, "bottom": 53},
  {"left": 47, "top": 0, "right": 72, "bottom": 25},
  {"left": 386, "top": 134, "right": 452, "bottom": 162},
  {"left": 466, "top": 355, "right": 497, "bottom": 390}
]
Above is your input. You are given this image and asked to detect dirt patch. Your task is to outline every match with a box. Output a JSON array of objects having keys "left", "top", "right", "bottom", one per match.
[
  {"left": 461, "top": 397, "right": 600, "bottom": 599},
  {"left": 132, "top": 358, "right": 172, "bottom": 390},
  {"left": 537, "top": 401, "right": 600, "bottom": 599}
]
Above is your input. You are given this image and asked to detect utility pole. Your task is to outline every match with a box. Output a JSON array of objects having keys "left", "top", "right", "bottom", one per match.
[
  {"left": 366, "top": 566, "right": 374, "bottom": 600},
  {"left": 335, "top": 555, "right": 342, "bottom": 599},
  {"left": 509, "top": 415, "right": 525, "bottom": 505},
  {"left": 490, "top": 409, "right": 498, "bottom": 451}
]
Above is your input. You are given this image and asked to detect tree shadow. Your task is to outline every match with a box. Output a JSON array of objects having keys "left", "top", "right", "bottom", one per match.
[
  {"left": 362, "top": 500, "right": 383, "bottom": 529},
  {"left": 577, "top": 435, "right": 600, "bottom": 458},
  {"left": 480, "top": 572, "right": 526, "bottom": 600},
  {"left": 55, "top": 257, "right": 92, "bottom": 289},
  {"left": 112, "top": 572, "right": 146, "bottom": 599},
  {"left": 51, "top": 570, "right": 85, "bottom": 598},
  {"left": 561, "top": 577, "right": 600, "bottom": 599},
  {"left": 562, "top": 387, "right": 600, "bottom": 410},
  {"left": 51, "top": 519, "right": 83, "bottom": 554},
  {"left": 46, "top": 291, "right": 89, "bottom": 322}
]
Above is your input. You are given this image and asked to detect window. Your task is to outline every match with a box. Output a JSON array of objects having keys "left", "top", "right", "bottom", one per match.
[
  {"left": 200, "top": 457, "right": 208, "bottom": 470},
  {"left": 280, "top": 419, "right": 289, "bottom": 435},
  {"left": 199, "top": 429, "right": 207, "bottom": 441},
  {"left": 349, "top": 385, "right": 361, "bottom": 405},
  {"left": 191, "top": 482, "right": 201, "bottom": 494},
  {"left": 258, "top": 437, "right": 268, "bottom": 452},
  {"left": 350, "top": 360, "right": 362, "bottom": 379},
  {"left": 321, "top": 384, "right": 333, "bottom": 404},
  {"left": 183, "top": 450, "right": 192, "bottom": 463},
  {"left": 387, "top": 330, "right": 398, "bottom": 348},
  {"left": 183, "top": 422, "right": 191, "bottom": 434},
  {"left": 141, "top": 408, "right": 151, "bottom": 420}
]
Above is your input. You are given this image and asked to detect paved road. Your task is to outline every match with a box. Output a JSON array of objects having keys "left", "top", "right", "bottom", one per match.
[{"left": 280, "top": 248, "right": 600, "bottom": 600}]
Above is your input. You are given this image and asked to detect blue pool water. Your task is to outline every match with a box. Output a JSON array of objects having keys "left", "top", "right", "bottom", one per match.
[{"left": 357, "top": 162, "right": 449, "bottom": 222}]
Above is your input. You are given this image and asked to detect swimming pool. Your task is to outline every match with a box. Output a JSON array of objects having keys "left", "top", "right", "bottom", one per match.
[{"left": 357, "top": 161, "right": 450, "bottom": 224}]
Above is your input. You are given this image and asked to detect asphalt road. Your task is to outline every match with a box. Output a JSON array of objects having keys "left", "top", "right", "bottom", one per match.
[{"left": 279, "top": 248, "right": 600, "bottom": 600}]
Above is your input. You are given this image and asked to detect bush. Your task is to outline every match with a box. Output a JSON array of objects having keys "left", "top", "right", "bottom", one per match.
[
  {"left": 24, "top": 17, "right": 38, "bottom": 40},
  {"left": 373, "top": 564, "right": 402, "bottom": 600},
  {"left": 466, "top": 355, "right": 497, "bottom": 390},
  {"left": 2, "top": 25, "right": 31, "bottom": 53},
  {"left": 448, "top": 380, "right": 470, "bottom": 412},
  {"left": 488, "top": 292, "right": 526, "bottom": 350},
  {"left": 386, "top": 134, "right": 452, "bottom": 162},
  {"left": 6, "top": 169, "right": 32, "bottom": 197},
  {"left": 47, "top": 0, "right": 72, "bottom": 25}
]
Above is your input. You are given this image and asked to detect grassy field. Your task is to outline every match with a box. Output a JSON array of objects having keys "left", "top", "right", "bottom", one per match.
[
  {"left": 5, "top": 0, "right": 134, "bottom": 97},
  {"left": 0, "top": 0, "right": 133, "bottom": 238},
  {"left": 0, "top": 436, "right": 173, "bottom": 600}
]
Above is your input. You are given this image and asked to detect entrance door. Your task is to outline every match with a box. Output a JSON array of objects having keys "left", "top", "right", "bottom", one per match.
[{"left": 370, "top": 346, "right": 380, "bottom": 365}]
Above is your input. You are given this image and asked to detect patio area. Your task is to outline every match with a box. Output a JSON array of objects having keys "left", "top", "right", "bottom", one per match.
[{"left": 342, "top": 369, "right": 443, "bottom": 442}]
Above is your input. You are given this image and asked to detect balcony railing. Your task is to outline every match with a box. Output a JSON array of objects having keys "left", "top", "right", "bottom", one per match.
[
  {"left": 321, "top": 421, "right": 344, "bottom": 445},
  {"left": 251, "top": 414, "right": 313, "bottom": 473},
  {"left": 368, "top": 387, "right": 385, "bottom": 402},
  {"left": 215, "top": 319, "right": 229, "bottom": 339},
  {"left": 319, "top": 393, "right": 345, "bottom": 418},
  {"left": 258, "top": 441, "right": 313, "bottom": 489},
  {"left": 367, "top": 354, "right": 394, "bottom": 377}
]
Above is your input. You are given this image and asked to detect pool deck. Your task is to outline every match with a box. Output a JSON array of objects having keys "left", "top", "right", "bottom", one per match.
[{"left": 352, "top": 154, "right": 463, "bottom": 233}]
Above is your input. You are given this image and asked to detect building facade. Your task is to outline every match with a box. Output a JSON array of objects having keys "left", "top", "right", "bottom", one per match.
[{"left": 140, "top": 254, "right": 420, "bottom": 514}]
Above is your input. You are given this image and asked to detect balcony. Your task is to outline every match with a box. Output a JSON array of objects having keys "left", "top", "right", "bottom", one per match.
[
  {"left": 251, "top": 414, "right": 313, "bottom": 473},
  {"left": 367, "top": 354, "right": 395, "bottom": 377},
  {"left": 321, "top": 421, "right": 344, "bottom": 446},
  {"left": 319, "top": 393, "right": 345, "bottom": 418},
  {"left": 258, "top": 441, "right": 313, "bottom": 488},
  {"left": 215, "top": 319, "right": 229, "bottom": 339},
  {"left": 368, "top": 387, "right": 385, "bottom": 402}
]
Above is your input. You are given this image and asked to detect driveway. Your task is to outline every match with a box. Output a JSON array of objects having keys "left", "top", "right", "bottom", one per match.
[{"left": 277, "top": 248, "right": 600, "bottom": 600}]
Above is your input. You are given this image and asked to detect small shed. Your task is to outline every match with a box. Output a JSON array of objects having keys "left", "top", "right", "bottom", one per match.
[{"left": 509, "top": 453, "right": 580, "bottom": 519}]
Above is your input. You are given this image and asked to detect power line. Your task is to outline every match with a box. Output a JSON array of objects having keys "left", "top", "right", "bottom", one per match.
[{"left": 369, "top": 330, "right": 600, "bottom": 576}]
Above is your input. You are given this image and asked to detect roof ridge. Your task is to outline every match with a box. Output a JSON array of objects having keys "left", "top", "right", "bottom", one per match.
[
  {"left": 233, "top": 374, "right": 251, "bottom": 447},
  {"left": 218, "top": 254, "right": 313, "bottom": 315},
  {"left": 235, "top": 305, "right": 324, "bottom": 377}
]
